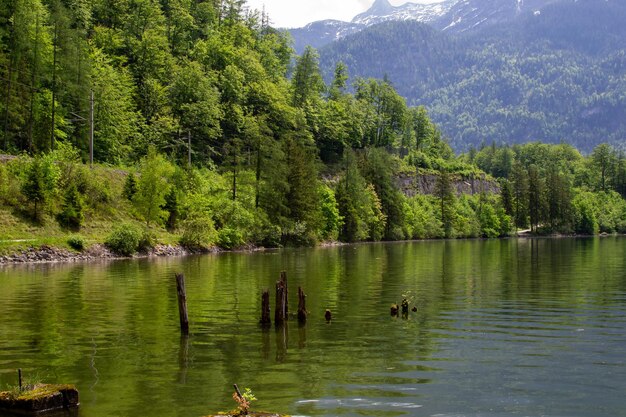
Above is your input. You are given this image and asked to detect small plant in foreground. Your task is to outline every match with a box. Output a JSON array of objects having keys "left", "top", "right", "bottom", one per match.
[{"left": 232, "top": 386, "right": 256, "bottom": 416}]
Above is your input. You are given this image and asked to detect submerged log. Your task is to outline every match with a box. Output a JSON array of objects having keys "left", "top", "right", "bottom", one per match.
[
  {"left": 260, "top": 290, "right": 271, "bottom": 327},
  {"left": 297, "top": 287, "right": 307, "bottom": 324},
  {"left": 0, "top": 384, "right": 79, "bottom": 414}
]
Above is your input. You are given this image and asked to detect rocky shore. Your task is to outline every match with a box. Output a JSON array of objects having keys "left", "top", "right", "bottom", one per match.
[{"left": 0, "top": 243, "right": 206, "bottom": 265}]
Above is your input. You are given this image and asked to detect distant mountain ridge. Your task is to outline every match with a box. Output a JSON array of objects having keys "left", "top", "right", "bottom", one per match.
[
  {"left": 304, "top": 0, "right": 626, "bottom": 152},
  {"left": 288, "top": 0, "right": 562, "bottom": 54},
  {"left": 351, "top": 0, "right": 455, "bottom": 27}
]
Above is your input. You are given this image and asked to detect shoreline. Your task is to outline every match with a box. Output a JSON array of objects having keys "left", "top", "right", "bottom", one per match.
[
  {"left": 0, "top": 234, "right": 613, "bottom": 266},
  {"left": 0, "top": 243, "right": 216, "bottom": 265}
]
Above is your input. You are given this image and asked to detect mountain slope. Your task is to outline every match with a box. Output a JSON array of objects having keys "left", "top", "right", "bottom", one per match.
[
  {"left": 317, "top": 0, "right": 626, "bottom": 152},
  {"left": 288, "top": 0, "right": 568, "bottom": 53}
]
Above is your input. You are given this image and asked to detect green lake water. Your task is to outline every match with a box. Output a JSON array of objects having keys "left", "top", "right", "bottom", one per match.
[{"left": 1, "top": 238, "right": 626, "bottom": 417}]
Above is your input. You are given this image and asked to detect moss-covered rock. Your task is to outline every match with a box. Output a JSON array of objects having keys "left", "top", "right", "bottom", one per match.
[{"left": 0, "top": 384, "right": 79, "bottom": 413}]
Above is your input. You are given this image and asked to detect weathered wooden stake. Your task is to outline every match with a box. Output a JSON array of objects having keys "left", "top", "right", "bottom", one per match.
[
  {"left": 401, "top": 299, "right": 409, "bottom": 317},
  {"left": 175, "top": 273, "right": 189, "bottom": 335},
  {"left": 260, "top": 290, "right": 271, "bottom": 326},
  {"left": 325, "top": 309, "right": 332, "bottom": 322},
  {"left": 297, "top": 287, "right": 307, "bottom": 324},
  {"left": 275, "top": 279, "right": 286, "bottom": 326},
  {"left": 280, "top": 271, "right": 288, "bottom": 315},
  {"left": 18, "top": 369, "right": 22, "bottom": 391},
  {"left": 233, "top": 384, "right": 243, "bottom": 400},
  {"left": 390, "top": 303, "right": 399, "bottom": 317}
]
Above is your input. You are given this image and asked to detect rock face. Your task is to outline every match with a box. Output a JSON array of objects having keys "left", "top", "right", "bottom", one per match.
[
  {"left": 0, "top": 384, "right": 79, "bottom": 413},
  {"left": 394, "top": 172, "right": 500, "bottom": 197}
]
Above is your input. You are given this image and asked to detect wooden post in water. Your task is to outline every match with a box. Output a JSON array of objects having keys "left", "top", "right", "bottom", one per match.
[
  {"left": 18, "top": 369, "right": 22, "bottom": 391},
  {"left": 275, "top": 279, "right": 286, "bottom": 326},
  {"left": 325, "top": 309, "right": 332, "bottom": 322},
  {"left": 297, "top": 287, "right": 307, "bottom": 324},
  {"left": 175, "top": 273, "right": 189, "bottom": 335},
  {"left": 280, "top": 270, "right": 288, "bottom": 315},
  {"left": 401, "top": 299, "right": 409, "bottom": 318},
  {"left": 260, "top": 290, "right": 271, "bottom": 326}
]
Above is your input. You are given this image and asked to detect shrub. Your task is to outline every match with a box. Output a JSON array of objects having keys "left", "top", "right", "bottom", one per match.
[
  {"left": 179, "top": 214, "right": 217, "bottom": 249},
  {"left": 251, "top": 213, "right": 282, "bottom": 247},
  {"left": 138, "top": 229, "right": 157, "bottom": 252},
  {"left": 105, "top": 224, "right": 142, "bottom": 256},
  {"left": 281, "top": 221, "right": 317, "bottom": 246},
  {"left": 217, "top": 227, "right": 245, "bottom": 249},
  {"left": 67, "top": 235, "right": 86, "bottom": 251}
]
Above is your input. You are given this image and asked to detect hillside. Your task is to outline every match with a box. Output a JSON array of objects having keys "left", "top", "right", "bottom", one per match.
[{"left": 2, "top": 0, "right": 626, "bottom": 260}]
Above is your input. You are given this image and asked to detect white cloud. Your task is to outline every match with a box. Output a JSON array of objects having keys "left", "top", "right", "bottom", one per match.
[{"left": 246, "top": 0, "right": 443, "bottom": 28}]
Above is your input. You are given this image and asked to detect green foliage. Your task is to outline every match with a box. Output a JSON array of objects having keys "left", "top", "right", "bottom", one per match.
[
  {"left": 434, "top": 169, "right": 455, "bottom": 238},
  {"left": 317, "top": 16, "right": 626, "bottom": 153},
  {"left": 179, "top": 213, "right": 217, "bottom": 250},
  {"left": 335, "top": 150, "right": 386, "bottom": 242},
  {"left": 572, "top": 192, "right": 598, "bottom": 235},
  {"left": 1, "top": 0, "right": 626, "bottom": 250},
  {"left": 478, "top": 202, "right": 501, "bottom": 238},
  {"left": 217, "top": 227, "right": 245, "bottom": 250},
  {"left": 319, "top": 184, "right": 342, "bottom": 241},
  {"left": 123, "top": 173, "right": 138, "bottom": 201},
  {"left": 403, "top": 195, "right": 443, "bottom": 239},
  {"left": 105, "top": 223, "right": 143, "bottom": 256},
  {"left": 57, "top": 184, "right": 84, "bottom": 230},
  {"left": 133, "top": 149, "right": 175, "bottom": 227},
  {"left": 163, "top": 187, "right": 179, "bottom": 231},
  {"left": 362, "top": 149, "right": 406, "bottom": 240},
  {"left": 21, "top": 157, "right": 49, "bottom": 219},
  {"left": 67, "top": 235, "right": 86, "bottom": 251}
]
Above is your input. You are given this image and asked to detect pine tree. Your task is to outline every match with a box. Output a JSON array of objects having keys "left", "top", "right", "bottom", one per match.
[
  {"left": 21, "top": 157, "right": 46, "bottom": 219},
  {"left": 57, "top": 183, "right": 84, "bottom": 229},
  {"left": 527, "top": 164, "right": 545, "bottom": 233}
]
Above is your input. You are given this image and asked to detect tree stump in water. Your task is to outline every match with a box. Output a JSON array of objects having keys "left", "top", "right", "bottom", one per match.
[
  {"left": 297, "top": 287, "right": 307, "bottom": 324},
  {"left": 390, "top": 304, "right": 399, "bottom": 317},
  {"left": 401, "top": 299, "right": 409, "bottom": 318},
  {"left": 275, "top": 279, "right": 286, "bottom": 326},
  {"left": 325, "top": 309, "right": 332, "bottom": 322},
  {"left": 260, "top": 290, "right": 271, "bottom": 327},
  {"left": 280, "top": 271, "right": 288, "bottom": 315},
  {"left": 0, "top": 384, "right": 79, "bottom": 413}
]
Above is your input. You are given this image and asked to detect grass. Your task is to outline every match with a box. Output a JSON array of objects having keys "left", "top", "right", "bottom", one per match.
[{"left": 0, "top": 160, "right": 180, "bottom": 256}]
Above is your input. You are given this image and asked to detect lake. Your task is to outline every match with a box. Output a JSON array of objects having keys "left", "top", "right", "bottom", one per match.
[{"left": 1, "top": 238, "right": 626, "bottom": 417}]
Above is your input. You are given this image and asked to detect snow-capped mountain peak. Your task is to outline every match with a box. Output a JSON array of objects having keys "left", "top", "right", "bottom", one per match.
[{"left": 352, "top": 0, "right": 457, "bottom": 26}]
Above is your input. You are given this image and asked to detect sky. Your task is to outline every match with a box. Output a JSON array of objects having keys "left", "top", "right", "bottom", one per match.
[{"left": 245, "top": 0, "right": 442, "bottom": 28}]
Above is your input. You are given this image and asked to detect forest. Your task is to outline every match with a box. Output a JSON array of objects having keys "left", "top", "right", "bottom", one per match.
[{"left": 1, "top": 0, "right": 626, "bottom": 255}]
